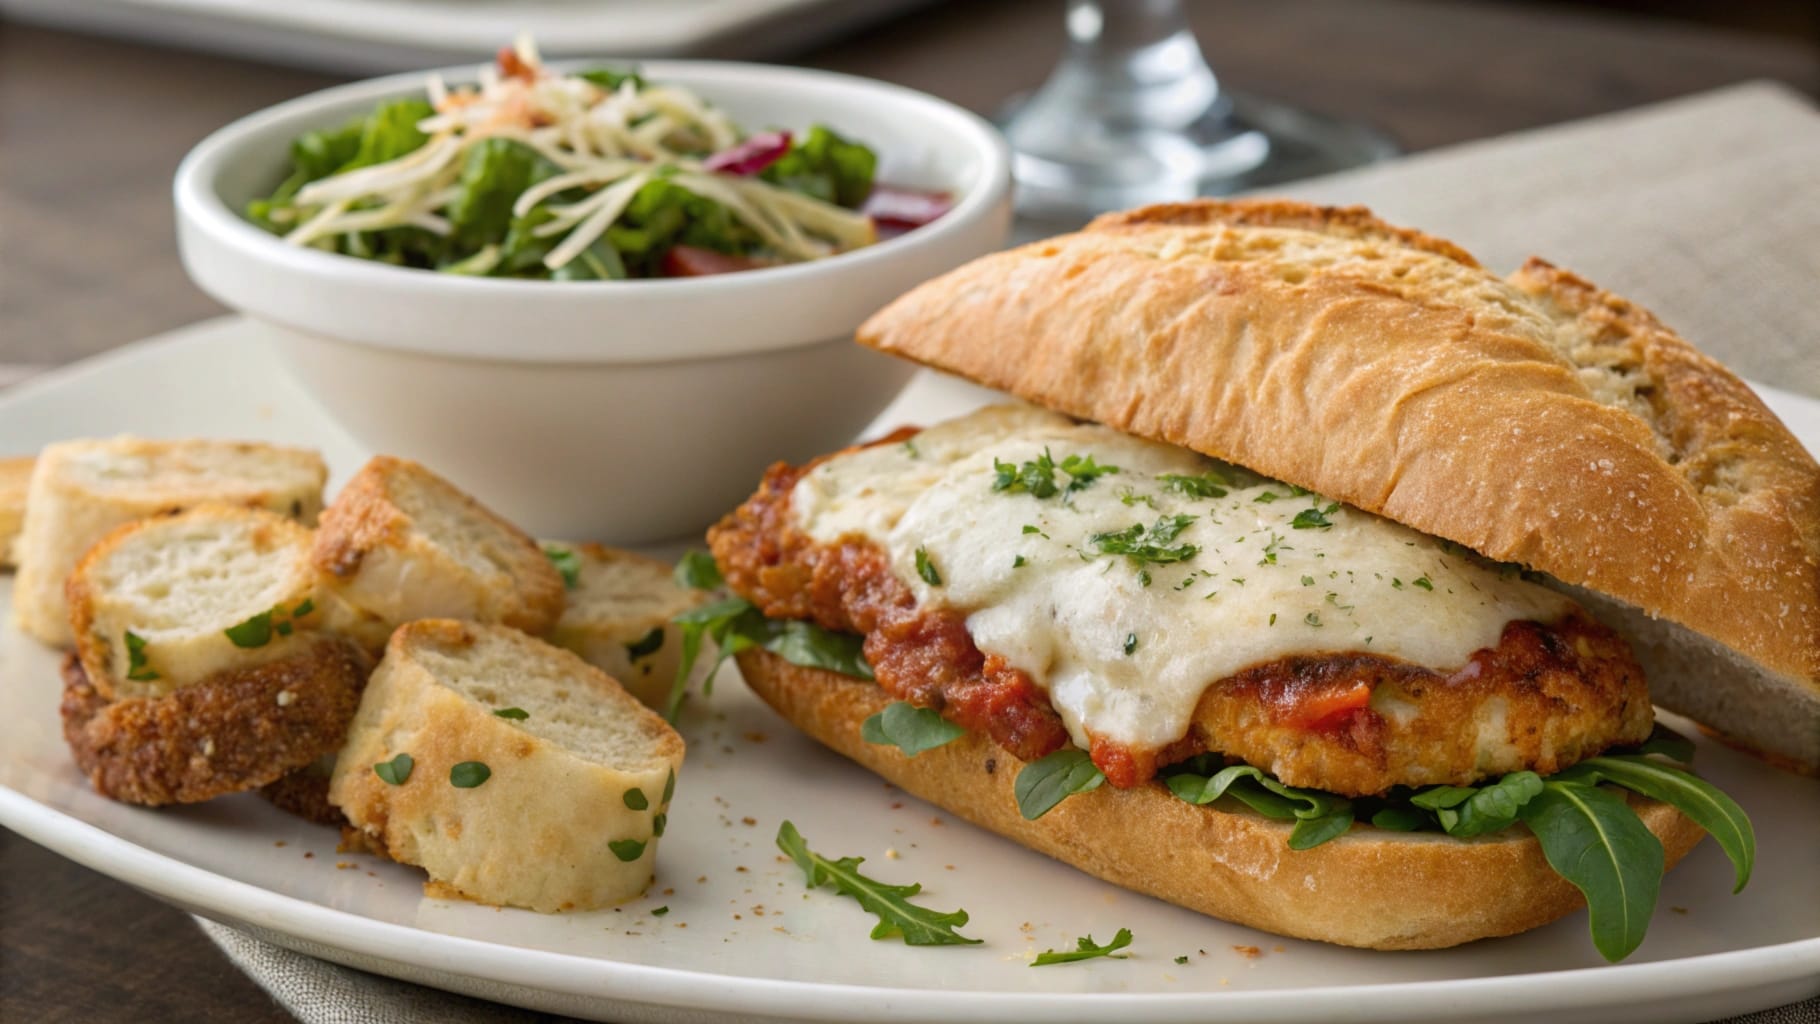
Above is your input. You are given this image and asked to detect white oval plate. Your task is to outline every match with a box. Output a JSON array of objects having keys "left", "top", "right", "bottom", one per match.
[{"left": 2, "top": 317, "right": 1817, "bottom": 1024}]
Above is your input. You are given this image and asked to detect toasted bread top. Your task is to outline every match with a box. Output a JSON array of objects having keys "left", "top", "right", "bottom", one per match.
[{"left": 856, "top": 199, "right": 1820, "bottom": 767}]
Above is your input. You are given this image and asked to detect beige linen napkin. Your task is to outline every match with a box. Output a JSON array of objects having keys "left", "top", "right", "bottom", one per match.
[{"left": 175, "top": 82, "right": 1817, "bottom": 1022}]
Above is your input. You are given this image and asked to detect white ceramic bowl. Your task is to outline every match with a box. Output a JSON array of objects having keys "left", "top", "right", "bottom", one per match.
[{"left": 176, "top": 60, "right": 1011, "bottom": 542}]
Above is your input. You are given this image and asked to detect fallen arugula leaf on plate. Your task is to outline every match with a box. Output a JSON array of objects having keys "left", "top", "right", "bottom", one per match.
[
  {"left": 776, "top": 820, "right": 980, "bottom": 946},
  {"left": 1031, "top": 927, "right": 1133, "bottom": 966}
]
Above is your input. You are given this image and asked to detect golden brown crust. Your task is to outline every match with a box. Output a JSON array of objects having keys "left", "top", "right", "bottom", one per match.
[
  {"left": 60, "top": 639, "right": 369, "bottom": 806},
  {"left": 857, "top": 198, "right": 1820, "bottom": 769},
  {"left": 260, "top": 766, "right": 348, "bottom": 827},
  {"left": 738, "top": 648, "right": 1705, "bottom": 951}
]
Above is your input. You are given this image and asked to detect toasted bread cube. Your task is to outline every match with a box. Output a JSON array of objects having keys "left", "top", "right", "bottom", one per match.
[
  {"left": 330, "top": 620, "right": 683, "bottom": 912},
  {"left": 68, "top": 505, "right": 323, "bottom": 699},
  {"left": 541, "top": 542, "right": 706, "bottom": 710},
  {"left": 312, "top": 457, "right": 564, "bottom": 651},
  {"left": 12, "top": 437, "right": 326, "bottom": 646}
]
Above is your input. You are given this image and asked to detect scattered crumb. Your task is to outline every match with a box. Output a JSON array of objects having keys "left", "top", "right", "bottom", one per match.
[
  {"left": 303, "top": 852, "right": 314, "bottom": 859},
  {"left": 663, "top": 888, "right": 675, "bottom": 896},
  {"left": 885, "top": 848, "right": 900, "bottom": 859},
  {"left": 676, "top": 923, "right": 687, "bottom": 929},
  {"left": 733, "top": 914, "right": 742, "bottom": 920},
  {"left": 721, "top": 746, "right": 735, "bottom": 755},
  {"left": 335, "top": 862, "right": 355, "bottom": 870},
  {"left": 930, "top": 817, "right": 944, "bottom": 827},
  {"left": 273, "top": 841, "right": 286, "bottom": 848},
  {"left": 1232, "top": 945, "right": 1261, "bottom": 959},
  {"left": 1671, "top": 906, "right": 1689, "bottom": 915},
  {"left": 744, "top": 731, "right": 767, "bottom": 743},
  {"left": 773, "top": 926, "right": 789, "bottom": 935},
  {"left": 1219, "top": 978, "right": 1230, "bottom": 986},
  {"left": 944, "top": 864, "right": 954, "bottom": 871},
  {"left": 697, "top": 875, "right": 708, "bottom": 884},
  {"left": 736, "top": 866, "right": 749, "bottom": 873},
  {"left": 890, "top": 802, "right": 903, "bottom": 810},
  {"left": 1272, "top": 945, "right": 1285, "bottom": 953},
  {"left": 742, "top": 817, "right": 756, "bottom": 826}
]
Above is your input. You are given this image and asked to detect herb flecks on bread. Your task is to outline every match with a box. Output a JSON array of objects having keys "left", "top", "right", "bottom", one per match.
[{"left": 329, "top": 620, "right": 683, "bottom": 913}]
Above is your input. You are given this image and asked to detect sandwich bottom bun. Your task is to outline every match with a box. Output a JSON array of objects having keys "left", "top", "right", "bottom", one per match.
[{"left": 735, "top": 648, "right": 1707, "bottom": 951}]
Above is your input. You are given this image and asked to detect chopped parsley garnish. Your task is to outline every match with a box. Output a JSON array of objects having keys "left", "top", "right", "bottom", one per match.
[
  {"left": 624, "top": 787, "right": 650, "bottom": 810},
  {"left": 609, "top": 838, "right": 648, "bottom": 862},
  {"left": 653, "top": 812, "right": 668, "bottom": 837},
  {"left": 1174, "top": 954, "right": 1190, "bottom": 965},
  {"left": 1291, "top": 502, "right": 1340, "bottom": 530},
  {"left": 992, "top": 449, "right": 1119, "bottom": 499},
  {"left": 1089, "top": 514, "right": 1199, "bottom": 565},
  {"left": 1159, "top": 470, "right": 1228, "bottom": 499},
  {"left": 1012, "top": 554, "right": 1027, "bottom": 569},
  {"left": 1253, "top": 491, "right": 1281, "bottom": 504},
  {"left": 1300, "top": 575, "right": 1315, "bottom": 587},
  {"left": 662, "top": 767, "right": 676, "bottom": 804},
  {"left": 914, "top": 546, "right": 943, "bottom": 586},
  {"left": 493, "top": 707, "right": 529, "bottom": 720},
  {"left": 1116, "top": 486, "right": 1157, "bottom": 509},
  {"left": 449, "top": 761, "right": 492, "bottom": 788},
  {"left": 124, "top": 630, "right": 159, "bottom": 682},
  {"left": 373, "top": 753, "right": 413, "bottom": 785},
  {"left": 1412, "top": 575, "right": 1435, "bottom": 591},
  {"left": 625, "top": 626, "right": 665, "bottom": 660},
  {"left": 652, "top": 905, "right": 670, "bottom": 916},
  {"left": 1304, "top": 612, "right": 1323, "bottom": 627},
  {"left": 1032, "top": 927, "right": 1133, "bottom": 966},
  {"left": 777, "top": 821, "right": 980, "bottom": 946},
  {"left": 224, "top": 598, "right": 315, "bottom": 649},
  {"left": 1123, "top": 633, "right": 1138, "bottom": 656},
  {"left": 1022, "top": 524, "right": 1048, "bottom": 538},
  {"left": 544, "top": 545, "right": 583, "bottom": 589}
]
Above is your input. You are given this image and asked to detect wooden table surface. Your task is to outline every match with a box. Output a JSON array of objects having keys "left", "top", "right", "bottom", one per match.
[{"left": 1, "top": 2, "right": 1815, "bottom": 1020}]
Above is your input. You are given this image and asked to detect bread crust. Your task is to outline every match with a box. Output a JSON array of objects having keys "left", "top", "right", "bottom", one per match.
[
  {"left": 856, "top": 199, "right": 1820, "bottom": 770},
  {"left": 12, "top": 437, "right": 326, "bottom": 646},
  {"left": 737, "top": 648, "right": 1705, "bottom": 951},
  {"left": 59, "top": 637, "right": 368, "bottom": 806},
  {"left": 328, "top": 620, "right": 682, "bottom": 913},
  {"left": 312, "top": 457, "right": 565, "bottom": 649}
]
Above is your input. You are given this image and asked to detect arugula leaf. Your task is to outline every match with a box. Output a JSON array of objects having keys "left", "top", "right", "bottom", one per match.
[
  {"left": 1369, "top": 805, "right": 1428, "bottom": 831},
  {"left": 493, "top": 707, "right": 529, "bottom": 720},
  {"left": 447, "top": 138, "right": 547, "bottom": 249},
  {"left": 577, "top": 67, "right": 647, "bottom": 92},
  {"left": 1014, "top": 749, "right": 1105, "bottom": 820},
  {"left": 861, "top": 702, "right": 966, "bottom": 757},
  {"left": 1520, "top": 781, "right": 1664, "bottom": 962},
  {"left": 776, "top": 821, "right": 980, "bottom": 945},
  {"left": 759, "top": 125, "right": 878, "bottom": 208},
  {"left": 1442, "top": 771, "right": 1543, "bottom": 837},
  {"left": 1089, "top": 515, "right": 1200, "bottom": 565},
  {"left": 673, "top": 550, "right": 724, "bottom": 590},
  {"left": 544, "top": 546, "right": 582, "bottom": 589},
  {"left": 1158, "top": 471, "right": 1228, "bottom": 499},
  {"left": 124, "top": 630, "right": 159, "bottom": 682},
  {"left": 667, "top": 597, "right": 871, "bottom": 720},
  {"left": 1555, "top": 755, "right": 1754, "bottom": 893},
  {"left": 1031, "top": 927, "right": 1133, "bottom": 966},
  {"left": 1628, "top": 723, "right": 1696, "bottom": 764},
  {"left": 1162, "top": 763, "right": 1353, "bottom": 848},
  {"left": 348, "top": 99, "right": 433, "bottom": 171}
]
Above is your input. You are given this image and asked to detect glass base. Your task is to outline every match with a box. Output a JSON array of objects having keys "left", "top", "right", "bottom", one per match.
[{"left": 1003, "top": 90, "right": 1400, "bottom": 225}]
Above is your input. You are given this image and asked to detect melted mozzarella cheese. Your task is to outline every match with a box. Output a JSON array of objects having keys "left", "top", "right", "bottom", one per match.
[{"left": 792, "top": 405, "right": 1573, "bottom": 752}]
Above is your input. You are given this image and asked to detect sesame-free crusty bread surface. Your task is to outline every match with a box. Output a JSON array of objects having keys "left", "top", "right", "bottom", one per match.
[
  {"left": 68, "top": 505, "right": 324, "bottom": 700},
  {"left": 738, "top": 648, "right": 1705, "bottom": 950},
  {"left": 857, "top": 199, "right": 1820, "bottom": 772},
  {"left": 12, "top": 437, "right": 327, "bottom": 647},
  {"left": 329, "top": 620, "right": 683, "bottom": 912},
  {"left": 312, "top": 457, "right": 565, "bottom": 650},
  {"left": 60, "top": 637, "right": 367, "bottom": 806},
  {"left": 542, "top": 542, "right": 706, "bottom": 711}
]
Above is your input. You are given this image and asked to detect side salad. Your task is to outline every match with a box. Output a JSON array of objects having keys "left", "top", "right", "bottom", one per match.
[{"left": 246, "top": 39, "right": 952, "bottom": 279}]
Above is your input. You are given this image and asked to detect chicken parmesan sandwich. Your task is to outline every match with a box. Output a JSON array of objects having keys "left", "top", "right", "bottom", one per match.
[{"left": 681, "top": 200, "right": 1816, "bottom": 960}]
